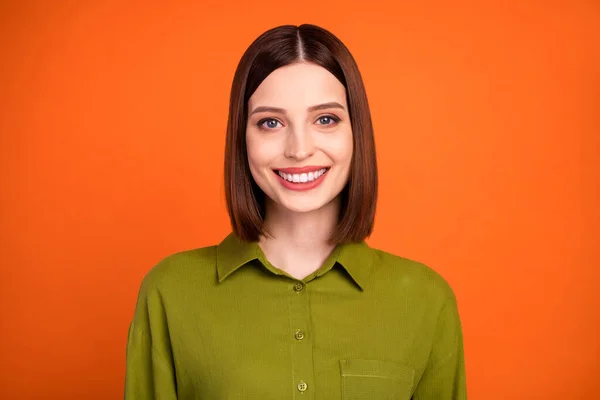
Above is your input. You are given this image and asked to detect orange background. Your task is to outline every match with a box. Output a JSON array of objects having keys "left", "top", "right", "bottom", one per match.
[{"left": 1, "top": 1, "right": 598, "bottom": 398}]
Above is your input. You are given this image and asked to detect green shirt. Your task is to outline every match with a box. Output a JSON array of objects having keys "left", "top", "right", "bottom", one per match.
[{"left": 125, "top": 233, "right": 467, "bottom": 399}]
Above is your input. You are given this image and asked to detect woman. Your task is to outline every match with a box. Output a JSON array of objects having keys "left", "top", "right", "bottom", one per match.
[{"left": 125, "top": 24, "right": 467, "bottom": 399}]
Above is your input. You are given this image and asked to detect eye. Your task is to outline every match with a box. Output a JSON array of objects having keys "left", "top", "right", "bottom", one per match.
[
  {"left": 316, "top": 115, "right": 340, "bottom": 126},
  {"left": 257, "top": 118, "right": 282, "bottom": 130}
]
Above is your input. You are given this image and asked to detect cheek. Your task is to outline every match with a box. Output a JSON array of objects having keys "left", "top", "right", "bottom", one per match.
[
  {"left": 246, "top": 131, "right": 266, "bottom": 163},
  {"left": 246, "top": 132, "right": 278, "bottom": 170},
  {"left": 327, "top": 131, "right": 354, "bottom": 164},
  {"left": 245, "top": 135, "right": 264, "bottom": 185}
]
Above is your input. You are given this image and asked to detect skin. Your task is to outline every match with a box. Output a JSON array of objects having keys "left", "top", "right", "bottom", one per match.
[{"left": 246, "top": 62, "right": 353, "bottom": 279}]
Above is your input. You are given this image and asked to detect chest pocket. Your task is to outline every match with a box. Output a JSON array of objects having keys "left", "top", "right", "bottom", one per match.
[{"left": 340, "top": 359, "right": 414, "bottom": 400}]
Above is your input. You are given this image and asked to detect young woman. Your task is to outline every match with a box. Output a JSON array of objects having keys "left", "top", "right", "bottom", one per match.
[{"left": 125, "top": 24, "right": 467, "bottom": 399}]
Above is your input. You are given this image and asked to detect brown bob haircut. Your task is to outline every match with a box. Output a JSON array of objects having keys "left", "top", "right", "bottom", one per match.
[{"left": 224, "top": 24, "right": 378, "bottom": 244}]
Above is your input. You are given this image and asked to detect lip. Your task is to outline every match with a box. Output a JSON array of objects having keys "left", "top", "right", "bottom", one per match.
[
  {"left": 274, "top": 165, "right": 330, "bottom": 174},
  {"left": 273, "top": 167, "right": 330, "bottom": 192}
]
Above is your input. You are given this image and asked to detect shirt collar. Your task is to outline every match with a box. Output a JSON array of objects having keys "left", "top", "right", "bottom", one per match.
[
  {"left": 216, "top": 233, "right": 261, "bottom": 282},
  {"left": 216, "top": 233, "right": 375, "bottom": 290}
]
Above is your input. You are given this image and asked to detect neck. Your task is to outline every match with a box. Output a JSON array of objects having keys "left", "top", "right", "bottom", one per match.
[{"left": 258, "top": 197, "right": 340, "bottom": 279}]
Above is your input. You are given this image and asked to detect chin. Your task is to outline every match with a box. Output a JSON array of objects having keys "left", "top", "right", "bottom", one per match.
[
  {"left": 279, "top": 201, "right": 326, "bottom": 214},
  {"left": 276, "top": 196, "right": 331, "bottom": 214}
]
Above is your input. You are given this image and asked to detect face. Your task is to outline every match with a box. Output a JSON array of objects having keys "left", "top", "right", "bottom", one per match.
[{"left": 246, "top": 62, "right": 353, "bottom": 214}]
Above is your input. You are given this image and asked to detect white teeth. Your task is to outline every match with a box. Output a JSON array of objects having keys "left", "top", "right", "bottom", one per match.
[{"left": 277, "top": 168, "right": 328, "bottom": 183}]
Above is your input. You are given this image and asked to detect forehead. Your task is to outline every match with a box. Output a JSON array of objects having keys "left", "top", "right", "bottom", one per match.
[{"left": 248, "top": 62, "right": 347, "bottom": 110}]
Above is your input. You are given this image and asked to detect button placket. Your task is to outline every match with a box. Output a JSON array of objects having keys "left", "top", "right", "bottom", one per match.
[{"left": 288, "top": 281, "right": 314, "bottom": 398}]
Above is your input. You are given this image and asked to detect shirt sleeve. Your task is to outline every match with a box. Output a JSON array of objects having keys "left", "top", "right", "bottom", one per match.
[
  {"left": 124, "top": 277, "right": 178, "bottom": 400},
  {"left": 413, "top": 294, "right": 467, "bottom": 400}
]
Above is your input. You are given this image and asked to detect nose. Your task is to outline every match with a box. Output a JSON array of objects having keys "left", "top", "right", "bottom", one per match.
[{"left": 284, "top": 125, "right": 315, "bottom": 161}]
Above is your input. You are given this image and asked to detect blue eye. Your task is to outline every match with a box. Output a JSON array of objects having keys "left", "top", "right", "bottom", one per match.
[
  {"left": 257, "top": 118, "right": 282, "bottom": 130},
  {"left": 316, "top": 115, "right": 340, "bottom": 125}
]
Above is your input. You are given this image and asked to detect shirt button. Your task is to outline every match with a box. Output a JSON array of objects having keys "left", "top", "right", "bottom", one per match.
[
  {"left": 293, "top": 282, "right": 304, "bottom": 292},
  {"left": 294, "top": 330, "right": 305, "bottom": 340},
  {"left": 297, "top": 380, "right": 308, "bottom": 392}
]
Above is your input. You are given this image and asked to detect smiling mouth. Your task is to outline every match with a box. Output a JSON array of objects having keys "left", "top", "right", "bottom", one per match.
[{"left": 273, "top": 168, "right": 330, "bottom": 183}]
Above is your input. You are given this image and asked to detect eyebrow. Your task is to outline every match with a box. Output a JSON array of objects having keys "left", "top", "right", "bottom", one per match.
[{"left": 249, "top": 102, "right": 346, "bottom": 116}]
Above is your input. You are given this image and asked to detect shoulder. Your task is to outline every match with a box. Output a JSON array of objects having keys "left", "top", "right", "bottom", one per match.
[
  {"left": 370, "top": 247, "right": 457, "bottom": 303},
  {"left": 138, "top": 245, "right": 218, "bottom": 295},
  {"left": 129, "top": 245, "right": 218, "bottom": 329}
]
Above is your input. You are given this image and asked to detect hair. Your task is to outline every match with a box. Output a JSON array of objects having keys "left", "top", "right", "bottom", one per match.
[{"left": 224, "top": 24, "right": 378, "bottom": 244}]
